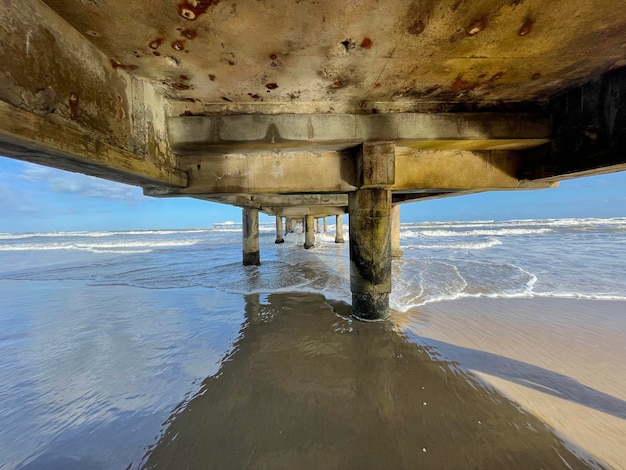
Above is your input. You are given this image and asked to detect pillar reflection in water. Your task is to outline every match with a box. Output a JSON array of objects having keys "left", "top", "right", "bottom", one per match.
[{"left": 141, "top": 293, "right": 593, "bottom": 470}]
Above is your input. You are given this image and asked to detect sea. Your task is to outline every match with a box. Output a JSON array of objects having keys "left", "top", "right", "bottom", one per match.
[{"left": 1, "top": 217, "right": 625, "bottom": 469}]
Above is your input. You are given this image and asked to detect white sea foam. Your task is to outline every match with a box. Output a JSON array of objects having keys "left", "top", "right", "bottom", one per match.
[
  {"left": 402, "top": 228, "right": 553, "bottom": 238},
  {"left": 0, "top": 239, "right": 201, "bottom": 252},
  {"left": 403, "top": 239, "right": 502, "bottom": 250},
  {"left": 0, "top": 229, "right": 211, "bottom": 240}
]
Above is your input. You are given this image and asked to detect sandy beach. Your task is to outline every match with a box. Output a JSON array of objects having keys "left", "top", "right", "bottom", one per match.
[{"left": 397, "top": 298, "right": 626, "bottom": 469}]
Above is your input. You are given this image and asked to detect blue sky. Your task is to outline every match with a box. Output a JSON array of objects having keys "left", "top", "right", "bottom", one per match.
[{"left": 1, "top": 156, "right": 626, "bottom": 233}]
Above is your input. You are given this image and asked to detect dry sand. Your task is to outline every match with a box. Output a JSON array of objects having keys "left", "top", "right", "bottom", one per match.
[{"left": 396, "top": 298, "right": 626, "bottom": 469}]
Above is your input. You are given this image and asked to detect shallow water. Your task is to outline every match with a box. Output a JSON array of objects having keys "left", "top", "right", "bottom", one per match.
[{"left": 1, "top": 218, "right": 625, "bottom": 468}]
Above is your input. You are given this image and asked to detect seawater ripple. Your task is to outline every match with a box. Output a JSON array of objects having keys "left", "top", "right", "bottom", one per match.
[{"left": 0, "top": 217, "right": 625, "bottom": 311}]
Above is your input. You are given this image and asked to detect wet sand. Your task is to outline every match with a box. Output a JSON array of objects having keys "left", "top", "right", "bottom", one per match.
[
  {"left": 398, "top": 298, "right": 626, "bottom": 470},
  {"left": 143, "top": 293, "right": 598, "bottom": 469}
]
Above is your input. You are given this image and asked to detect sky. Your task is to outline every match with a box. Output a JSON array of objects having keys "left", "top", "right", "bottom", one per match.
[{"left": 1, "top": 155, "right": 626, "bottom": 233}]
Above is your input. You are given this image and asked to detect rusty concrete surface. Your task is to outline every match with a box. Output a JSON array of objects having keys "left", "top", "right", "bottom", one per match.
[{"left": 39, "top": 0, "right": 626, "bottom": 115}]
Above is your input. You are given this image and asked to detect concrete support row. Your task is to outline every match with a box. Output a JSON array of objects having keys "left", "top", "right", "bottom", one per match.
[{"left": 242, "top": 201, "right": 397, "bottom": 321}]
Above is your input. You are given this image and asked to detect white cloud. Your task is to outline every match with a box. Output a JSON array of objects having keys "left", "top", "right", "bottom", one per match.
[{"left": 19, "top": 165, "right": 142, "bottom": 201}]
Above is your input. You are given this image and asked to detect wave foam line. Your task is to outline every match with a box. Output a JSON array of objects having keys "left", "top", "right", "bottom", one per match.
[
  {"left": 402, "top": 228, "right": 552, "bottom": 238},
  {"left": 391, "top": 290, "right": 626, "bottom": 312},
  {"left": 404, "top": 239, "right": 502, "bottom": 250},
  {"left": 0, "top": 229, "right": 211, "bottom": 240},
  {"left": 0, "top": 240, "right": 201, "bottom": 251}
]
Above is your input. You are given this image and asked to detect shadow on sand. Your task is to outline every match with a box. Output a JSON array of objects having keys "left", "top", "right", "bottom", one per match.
[
  {"left": 413, "top": 335, "right": 626, "bottom": 422},
  {"left": 140, "top": 293, "right": 601, "bottom": 469}
]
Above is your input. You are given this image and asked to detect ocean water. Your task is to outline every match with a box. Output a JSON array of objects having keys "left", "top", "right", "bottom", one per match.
[{"left": 1, "top": 217, "right": 624, "bottom": 468}]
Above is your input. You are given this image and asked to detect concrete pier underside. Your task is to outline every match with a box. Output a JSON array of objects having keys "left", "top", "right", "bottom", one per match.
[{"left": 3, "top": 0, "right": 626, "bottom": 319}]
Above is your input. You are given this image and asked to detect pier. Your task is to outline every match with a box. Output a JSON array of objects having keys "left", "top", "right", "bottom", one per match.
[{"left": 2, "top": 0, "right": 626, "bottom": 319}]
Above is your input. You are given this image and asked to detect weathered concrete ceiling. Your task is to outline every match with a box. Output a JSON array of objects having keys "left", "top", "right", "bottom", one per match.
[
  {"left": 2, "top": 0, "right": 626, "bottom": 219},
  {"left": 41, "top": 0, "right": 626, "bottom": 115}
]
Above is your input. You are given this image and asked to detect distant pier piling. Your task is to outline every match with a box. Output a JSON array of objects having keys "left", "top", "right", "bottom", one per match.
[
  {"left": 323, "top": 217, "right": 328, "bottom": 233},
  {"left": 335, "top": 215, "right": 345, "bottom": 243},
  {"left": 275, "top": 216, "right": 284, "bottom": 244},
  {"left": 304, "top": 215, "right": 315, "bottom": 249},
  {"left": 242, "top": 208, "right": 260, "bottom": 266},
  {"left": 391, "top": 205, "right": 403, "bottom": 258}
]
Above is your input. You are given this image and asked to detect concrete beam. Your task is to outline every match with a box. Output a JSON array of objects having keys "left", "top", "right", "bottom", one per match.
[
  {"left": 394, "top": 148, "right": 546, "bottom": 191},
  {"left": 0, "top": 101, "right": 187, "bottom": 188},
  {"left": 270, "top": 206, "right": 347, "bottom": 217},
  {"left": 146, "top": 147, "right": 552, "bottom": 197},
  {"left": 520, "top": 68, "right": 626, "bottom": 182},
  {"left": 0, "top": 0, "right": 179, "bottom": 186},
  {"left": 173, "top": 151, "right": 356, "bottom": 195},
  {"left": 168, "top": 113, "right": 550, "bottom": 154}
]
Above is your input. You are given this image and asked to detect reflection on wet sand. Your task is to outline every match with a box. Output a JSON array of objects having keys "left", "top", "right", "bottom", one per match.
[{"left": 141, "top": 293, "right": 597, "bottom": 469}]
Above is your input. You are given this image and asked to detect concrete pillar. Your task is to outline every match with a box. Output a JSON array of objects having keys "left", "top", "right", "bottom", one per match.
[
  {"left": 335, "top": 215, "right": 345, "bottom": 243},
  {"left": 304, "top": 215, "right": 315, "bottom": 249},
  {"left": 315, "top": 218, "right": 320, "bottom": 233},
  {"left": 275, "top": 216, "right": 284, "bottom": 244},
  {"left": 242, "top": 208, "right": 260, "bottom": 266},
  {"left": 323, "top": 217, "right": 328, "bottom": 233},
  {"left": 348, "top": 189, "right": 391, "bottom": 321},
  {"left": 391, "top": 204, "right": 403, "bottom": 258}
]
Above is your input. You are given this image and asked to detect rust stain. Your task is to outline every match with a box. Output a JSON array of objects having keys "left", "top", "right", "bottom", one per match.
[
  {"left": 374, "top": 82, "right": 382, "bottom": 89},
  {"left": 209, "top": 74, "right": 216, "bottom": 81},
  {"left": 266, "top": 83, "right": 279, "bottom": 90},
  {"left": 153, "top": 51, "right": 161, "bottom": 56},
  {"left": 179, "top": 74, "right": 189, "bottom": 80},
  {"left": 116, "top": 95, "right": 125, "bottom": 120},
  {"left": 518, "top": 18, "right": 533, "bottom": 36},
  {"left": 491, "top": 71, "right": 504, "bottom": 81},
  {"left": 531, "top": 72, "right": 541, "bottom": 80},
  {"left": 248, "top": 93, "right": 263, "bottom": 101},
  {"left": 149, "top": 38, "right": 163, "bottom": 49},
  {"left": 269, "top": 53, "right": 278, "bottom": 60},
  {"left": 221, "top": 96, "right": 233, "bottom": 102},
  {"left": 180, "top": 28, "right": 197, "bottom": 39},
  {"left": 69, "top": 93, "right": 79, "bottom": 120},
  {"left": 466, "top": 18, "right": 487, "bottom": 36},
  {"left": 178, "top": 0, "right": 219, "bottom": 21},
  {"left": 110, "top": 58, "right": 137, "bottom": 71},
  {"left": 408, "top": 16, "right": 428, "bottom": 35},
  {"left": 452, "top": 76, "right": 474, "bottom": 90},
  {"left": 172, "top": 40, "right": 185, "bottom": 51},
  {"left": 360, "top": 37, "right": 373, "bottom": 49},
  {"left": 171, "top": 82, "right": 191, "bottom": 90}
]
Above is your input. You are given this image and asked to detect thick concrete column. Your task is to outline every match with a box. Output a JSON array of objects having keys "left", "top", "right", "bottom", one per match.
[
  {"left": 304, "top": 215, "right": 315, "bottom": 249},
  {"left": 323, "top": 217, "right": 328, "bottom": 233},
  {"left": 275, "top": 216, "right": 284, "bottom": 244},
  {"left": 349, "top": 189, "right": 392, "bottom": 321},
  {"left": 335, "top": 215, "right": 345, "bottom": 243},
  {"left": 391, "top": 205, "right": 403, "bottom": 258},
  {"left": 242, "top": 208, "right": 260, "bottom": 266},
  {"left": 315, "top": 218, "right": 320, "bottom": 233}
]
